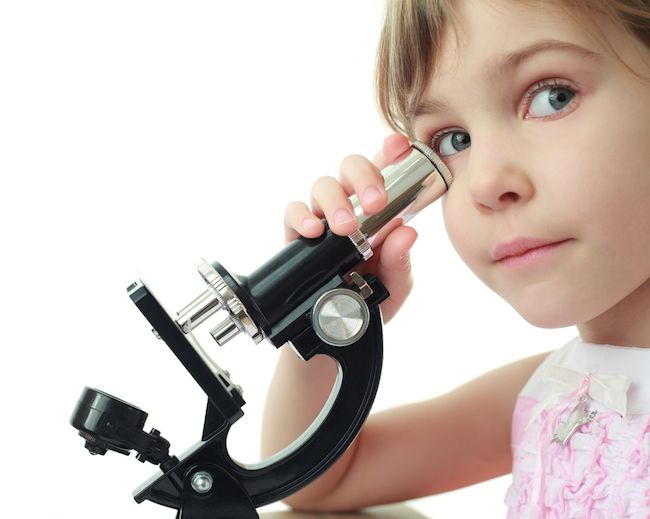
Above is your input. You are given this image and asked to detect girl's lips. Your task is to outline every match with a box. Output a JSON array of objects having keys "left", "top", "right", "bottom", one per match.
[{"left": 493, "top": 238, "right": 573, "bottom": 268}]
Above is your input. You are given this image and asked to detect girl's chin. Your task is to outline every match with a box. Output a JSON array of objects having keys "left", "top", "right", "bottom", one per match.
[{"left": 512, "top": 304, "right": 580, "bottom": 329}]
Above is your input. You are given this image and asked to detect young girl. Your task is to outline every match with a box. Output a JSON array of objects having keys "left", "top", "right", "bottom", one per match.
[{"left": 262, "top": 0, "right": 650, "bottom": 516}]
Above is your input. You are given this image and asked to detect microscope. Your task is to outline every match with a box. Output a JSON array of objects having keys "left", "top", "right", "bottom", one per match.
[{"left": 70, "top": 141, "right": 452, "bottom": 518}]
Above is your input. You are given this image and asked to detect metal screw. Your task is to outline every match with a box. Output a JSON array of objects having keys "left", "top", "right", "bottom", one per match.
[{"left": 191, "top": 471, "right": 214, "bottom": 494}]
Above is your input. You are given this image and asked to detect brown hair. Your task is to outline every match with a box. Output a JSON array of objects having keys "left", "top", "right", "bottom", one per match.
[{"left": 375, "top": 0, "right": 650, "bottom": 138}]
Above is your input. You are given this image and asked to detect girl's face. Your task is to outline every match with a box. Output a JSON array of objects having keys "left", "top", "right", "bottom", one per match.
[{"left": 412, "top": 1, "right": 650, "bottom": 337}]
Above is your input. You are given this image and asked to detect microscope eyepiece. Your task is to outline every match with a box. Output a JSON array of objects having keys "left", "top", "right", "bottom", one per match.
[{"left": 348, "top": 141, "right": 452, "bottom": 255}]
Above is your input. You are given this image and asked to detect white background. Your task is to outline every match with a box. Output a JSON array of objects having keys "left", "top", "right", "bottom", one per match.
[{"left": 0, "top": 1, "right": 575, "bottom": 517}]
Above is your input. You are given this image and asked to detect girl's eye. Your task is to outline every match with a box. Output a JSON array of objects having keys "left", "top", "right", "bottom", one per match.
[
  {"left": 428, "top": 81, "right": 577, "bottom": 157},
  {"left": 526, "top": 82, "right": 576, "bottom": 118},
  {"left": 431, "top": 130, "right": 471, "bottom": 157}
]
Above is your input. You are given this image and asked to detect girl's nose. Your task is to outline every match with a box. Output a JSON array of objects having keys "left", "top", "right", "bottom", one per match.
[{"left": 467, "top": 137, "right": 535, "bottom": 213}]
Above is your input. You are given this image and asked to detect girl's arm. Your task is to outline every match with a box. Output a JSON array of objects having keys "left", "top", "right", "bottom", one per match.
[
  {"left": 262, "top": 350, "right": 548, "bottom": 512},
  {"left": 261, "top": 134, "right": 548, "bottom": 511}
]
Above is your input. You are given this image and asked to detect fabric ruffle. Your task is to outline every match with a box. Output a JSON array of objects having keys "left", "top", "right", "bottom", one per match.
[{"left": 505, "top": 392, "right": 650, "bottom": 518}]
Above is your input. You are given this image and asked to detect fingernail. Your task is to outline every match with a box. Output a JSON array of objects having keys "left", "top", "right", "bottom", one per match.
[
  {"left": 302, "top": 217, "right": 319, "bottom": 232},
  {"left": 333, "top": 208, "right": 355, "bottom": 226},
  {"left": 362, "top": 186, "right": 382, "bottom": 205}
]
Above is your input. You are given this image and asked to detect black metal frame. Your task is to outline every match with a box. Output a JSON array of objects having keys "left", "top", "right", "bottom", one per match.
[
  {"left": 71, "top": 223, "right": 390, "bottom": 518},
  {"left": 125, "top": 273, "right": 387, "bottom": 517}
]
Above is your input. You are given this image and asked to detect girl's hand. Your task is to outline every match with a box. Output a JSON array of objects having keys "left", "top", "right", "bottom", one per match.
[{"left": 283, "top": 133, "right": 417, "bottom": 324}]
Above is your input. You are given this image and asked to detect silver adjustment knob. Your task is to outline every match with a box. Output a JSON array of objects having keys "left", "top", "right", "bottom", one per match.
[
  {"left": 311, "top": 288, "right": 370, "bottom": 347},
  {"left": 210, "top": 317, "right": 241, "bottom": 346}
]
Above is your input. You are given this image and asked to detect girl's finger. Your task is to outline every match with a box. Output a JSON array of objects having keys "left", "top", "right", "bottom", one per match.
[
  {"left": 310, "top": 176, "right": 358, "bottom": 236},
  {"left": 338, "top": 154, "right": 387, "bottom": 216},
  {"left": 371, "top": 133, "right": 412, "bottom": 169},
  {"left": 284, "top": 200, "right": 324, "bottom": 244},
  {"left": 374, "top": 225, "right": 418, "bottom": 322}
]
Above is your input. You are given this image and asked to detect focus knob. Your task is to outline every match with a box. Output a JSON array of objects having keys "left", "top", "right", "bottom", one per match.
[{"left": 311, "top": 288, "right": 370, "bottom": 347}]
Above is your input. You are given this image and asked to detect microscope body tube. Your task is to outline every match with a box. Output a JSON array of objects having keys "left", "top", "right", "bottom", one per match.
[
  {"left": 218, "top": 142, "right": 452, "bottom": 343},
  {"left": 239, "top": 226, "right": 363, "bottom": 335}
]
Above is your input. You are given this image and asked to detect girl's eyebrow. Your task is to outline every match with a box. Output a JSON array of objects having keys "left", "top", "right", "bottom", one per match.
[
  {"left": 487, "top": 39, "right": 604, "bottom": 81},
  {"left": 413, "top": 39, "right": 604, "bottom": 120}
]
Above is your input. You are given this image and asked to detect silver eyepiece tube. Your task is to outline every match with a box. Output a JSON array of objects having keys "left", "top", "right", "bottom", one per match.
[{"left": 348, "top": 141, "right": 452, "bottom": 256}]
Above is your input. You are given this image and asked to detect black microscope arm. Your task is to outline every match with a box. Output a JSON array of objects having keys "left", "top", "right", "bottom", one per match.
[{"left": 129, "top": 272, "right": 387, "bottom": 517}]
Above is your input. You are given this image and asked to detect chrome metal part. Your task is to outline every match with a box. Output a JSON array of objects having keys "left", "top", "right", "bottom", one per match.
[
  {"left": 176, "top": 289, "right": 223, "bottom": 333},
  {"left": 346, "top": 271, "right": 373, "bottom": 299},
  {"left": 210, "top": 317, "right": 242, "bottom": 346},
  {"left": 349, "top": 142, "right": 452, "bottom": 252},
  {"left": 311, "top": 288, "right": 370, "bottom": 347},
  {"left": 199, "top": 260, "right": 263, "bottom": 345},
  {"left": 177, "top": 259, "right": 264, "bottom": 345},
  {"left": 190, "top": 471, "right": 214, "bottom": 494},
  {"left": 348, "top": 229, "right": 373, "bottom": 261},
  {"left": 197, "top": 260, "right": 229, "bottom": 309}
]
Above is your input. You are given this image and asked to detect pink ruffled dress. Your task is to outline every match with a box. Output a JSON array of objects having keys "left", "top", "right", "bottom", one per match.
[{"left": 505, "top": 337, "right": 650, "bottom": 518}]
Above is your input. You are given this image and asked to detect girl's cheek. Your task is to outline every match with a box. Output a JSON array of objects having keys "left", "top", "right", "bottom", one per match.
[
  {"left": 442, "top": 171, "right": 469, "bottom": 225},
  {"left": 441, "top": 182, "right": 488, "bottom": 279},
  {"left": 442, "top": 191, "right": 471, "bottom": 257}
]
